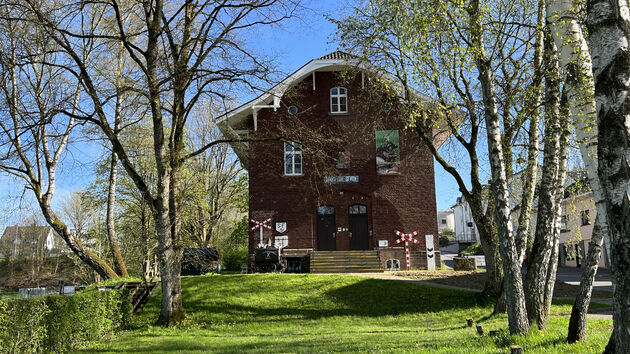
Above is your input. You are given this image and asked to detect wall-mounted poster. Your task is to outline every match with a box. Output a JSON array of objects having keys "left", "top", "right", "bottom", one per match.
[
  {"left": 336, "top": 151, "right": 351, "bottom": 169},
  {"left": 375, "top": 130, "right": 401, "bottom": 174}
]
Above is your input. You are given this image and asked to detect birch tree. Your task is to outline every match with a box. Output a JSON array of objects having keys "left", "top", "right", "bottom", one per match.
[
  {"left": 468, "top": 0, "right": 529, "bottom": 334},
  {"left": 586, "top": 0, "right": 630, "bottom": 351},
  {"left": 523, "top": 31, "right": 571, "bottom": 329},
  {"left": 334, "top": 0, "right": 544, "bottom": 309},
  {"left": 545, "top": 0, "right": 611, "bottom": 342}
]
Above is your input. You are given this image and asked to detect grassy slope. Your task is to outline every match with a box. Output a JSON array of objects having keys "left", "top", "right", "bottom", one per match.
[{"left": 82, "top": 274, "right": 611, "bottom": 353}]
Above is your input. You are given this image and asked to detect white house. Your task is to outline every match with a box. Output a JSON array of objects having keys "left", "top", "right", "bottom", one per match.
[
  {"left": 437, "top": 209, "right": 454, "bottom": 236},
  {"left": 451, "top": 196, "right": 480, "bottom": 244}
]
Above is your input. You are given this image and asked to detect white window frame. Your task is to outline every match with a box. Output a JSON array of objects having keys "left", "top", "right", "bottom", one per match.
[
  {"left": 284, "top": 142, "right": 303, "bottom": 176},
  {"left": 330, "top": 87, "right": 348, "bottom": 113}
]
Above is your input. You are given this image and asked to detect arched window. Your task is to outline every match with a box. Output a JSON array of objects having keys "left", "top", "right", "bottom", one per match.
[
  {"left": 349, "top": 204, "right": 367, "bottom": 215},
  {"left": 330, "top": 87, "right": 348, "bottom": 113}
]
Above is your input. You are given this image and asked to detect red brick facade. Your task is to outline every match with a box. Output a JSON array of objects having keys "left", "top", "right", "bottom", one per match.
[{"left": 223, "top": 58, "right": 440, "bottom": 270}]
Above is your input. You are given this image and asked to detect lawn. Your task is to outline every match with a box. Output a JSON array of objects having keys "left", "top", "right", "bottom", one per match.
[{"left": 80, "top": 274, "right": 612, "bottom": 353}]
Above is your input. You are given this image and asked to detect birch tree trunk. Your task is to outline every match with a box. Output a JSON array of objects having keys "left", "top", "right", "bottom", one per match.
[
  {"left": 587, "top": 0, "right": 630, "bottom": 351},
  {"left": 469, "top": 0, "right": 529, "bottom": 335},
  {"left": 546, "top": 0, "right": 612, "bottom": 342},
  {"left": 525, "top": 30, "right": 565, "bottom": 329},
  {"left": 515, "top": 0, "right": 545, "bottom": 261}
]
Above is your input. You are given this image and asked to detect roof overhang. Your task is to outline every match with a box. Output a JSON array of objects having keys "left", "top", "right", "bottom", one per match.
[{"left": 216, "top": 55, "right": 369, "bottom": 169}]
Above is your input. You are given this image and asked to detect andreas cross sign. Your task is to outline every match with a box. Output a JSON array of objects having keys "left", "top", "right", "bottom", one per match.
[
  {"left": 250, "top": 217, "right": 273, "bottom": 244},
  {"left": 394, "top": 230, "right": 420, "bottom": 270}
]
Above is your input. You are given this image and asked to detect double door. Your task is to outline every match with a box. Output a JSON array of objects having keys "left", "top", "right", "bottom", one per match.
[{"left": 316, "top": 204, "right": 369, "bottom": 251}]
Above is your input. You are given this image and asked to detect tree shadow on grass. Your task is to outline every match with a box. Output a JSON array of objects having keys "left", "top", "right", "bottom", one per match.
[
  {"left": 322, "top": 278, "right": 486, "bottom": 316},
  {"left": 165, "top": 277, "right": 491, "bottom": 328},
  {"left": 131, "top": 275, "right": 492, "bottom": 331}
]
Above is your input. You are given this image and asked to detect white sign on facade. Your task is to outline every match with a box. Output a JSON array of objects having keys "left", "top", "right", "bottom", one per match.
[
  {"left": 425, "top": 234, "right": 436, "bottom": 270},
  {"left": 275, "top": 222, "right": 287, "bottom": 233},
  {"left": 324, "top": 175, "right": 359, "bottom": 183},
  {"left": 274, "top": 235, "right": 288, "bottom": 248},
  {"left": 378, "top": 240, "right": 388, "bottom": 247}
]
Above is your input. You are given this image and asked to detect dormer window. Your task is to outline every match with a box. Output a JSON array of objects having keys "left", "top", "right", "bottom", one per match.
[{"left": 330, "top": 87, "right": 348, "bottom": 113}]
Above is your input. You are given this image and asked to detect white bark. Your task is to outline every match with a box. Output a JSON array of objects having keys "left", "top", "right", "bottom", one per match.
[
  {"left": 470, "top": 0, "right": 529, "bottom": 335},
  {"left": 587, "top": 0, "right": 630, "bottom": 351},
  {"left": 546, "top": 0, "right": 610, "bottom": 262}
]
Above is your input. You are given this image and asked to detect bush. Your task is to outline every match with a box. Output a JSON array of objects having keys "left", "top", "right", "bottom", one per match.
[
  {"left": 461, "top": 242, "right": 484, "bottom": 255},
  {"left": 439, "top": 234, "right": 455, "bottom": 247},
  {"left": 0, "top": 288, "right": 131, "bottom": 352},
  {"left": 222, "top": 246, "right": 248, "bottom": 271}
]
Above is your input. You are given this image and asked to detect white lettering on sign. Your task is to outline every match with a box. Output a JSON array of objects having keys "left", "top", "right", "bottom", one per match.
[
  {"left": 324, "top": 176, "right": 359, "bottom": 183},
  {"left": 425, "top": 234, "right": 436, "bottom": 270}
]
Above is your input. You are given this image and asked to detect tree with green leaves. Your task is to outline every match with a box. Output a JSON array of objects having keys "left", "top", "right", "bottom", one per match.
[
  {"left": 334, "top": 0, "right": 547, "bottom": 333},
  {"left": 11, "top": 0, "right": 299, "bottom": 325}
]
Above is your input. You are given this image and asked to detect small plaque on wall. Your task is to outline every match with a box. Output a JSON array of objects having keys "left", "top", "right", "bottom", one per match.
[{"left": 378, "top": 240, "right": 388, "bottom": 247}]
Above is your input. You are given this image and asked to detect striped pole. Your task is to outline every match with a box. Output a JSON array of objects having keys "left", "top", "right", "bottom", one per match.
[
  {"left": 394, "top": 230, "right": 420, "bottom": 270},
  {"left": 405, "top": 240, "right": 410, "bottom": 270}
]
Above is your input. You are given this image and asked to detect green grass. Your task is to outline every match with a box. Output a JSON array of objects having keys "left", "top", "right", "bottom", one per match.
[
  {"left": 80, "top": 274, "right": 612, "bottom": 353},
  {"left": 461, "top": 242, "right": 484, "bottom": 255}
]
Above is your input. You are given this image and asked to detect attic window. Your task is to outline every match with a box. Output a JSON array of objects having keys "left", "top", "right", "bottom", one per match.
[{"left": 330, "top": 87, "right": 347, "bottom": 113}]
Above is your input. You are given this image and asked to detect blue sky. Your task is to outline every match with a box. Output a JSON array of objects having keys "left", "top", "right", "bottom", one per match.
[{"left": 0, "top": 1, "right": 462, "bottom": 229}]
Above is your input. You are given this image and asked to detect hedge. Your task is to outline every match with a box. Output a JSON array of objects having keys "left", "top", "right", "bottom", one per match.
[{"left": 0, "top": 288, "right": 131, "bottom": 353}]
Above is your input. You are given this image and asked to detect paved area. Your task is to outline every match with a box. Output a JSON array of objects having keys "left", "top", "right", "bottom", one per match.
[
  {"left": 555, "top": 266, "right": 612, "bottom": 292},
  {"left": 441, "top": 248, "right": 612, "bottom": 292}
]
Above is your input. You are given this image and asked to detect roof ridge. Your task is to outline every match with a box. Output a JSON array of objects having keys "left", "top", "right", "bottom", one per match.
[{"left": 316, "top": 50, "right": 358, "bottom": 61}]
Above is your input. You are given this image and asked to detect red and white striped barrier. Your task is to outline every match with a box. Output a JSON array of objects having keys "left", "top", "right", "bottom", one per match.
[
  {"left": 250, "top": 217, "right": 273, "bottom": 243},
  {"left": 394, "top": 230, "right": 420, "bottom": 270}
]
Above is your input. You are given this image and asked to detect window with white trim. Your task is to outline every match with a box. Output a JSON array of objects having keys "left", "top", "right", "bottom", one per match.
[
  {"left": 284, "top": 142, "right": 302, "bottom": 175},
  {"left": 330, "top": 87, "right": 348, "bottom": 113}
]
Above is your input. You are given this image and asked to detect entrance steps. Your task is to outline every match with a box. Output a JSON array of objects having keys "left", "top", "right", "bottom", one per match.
[{"left": 310, "top": 250, "right": 383, "bottom": 273}]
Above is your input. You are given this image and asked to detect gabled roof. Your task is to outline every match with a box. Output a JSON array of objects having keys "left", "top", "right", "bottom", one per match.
[
  {"left": 215, "top": 51, "right": 444, "bottom": 170},
  {"left": 317, "top": 51, "right": 358, "bottom": 60},
  {"left": 215, "top": 51, "right": 365, "bottom": 169},
  {"left": 1, "top": 225, "right": 53, "bottom": 242}
]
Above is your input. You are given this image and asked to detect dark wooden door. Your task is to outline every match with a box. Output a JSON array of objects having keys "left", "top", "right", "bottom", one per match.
[
  {"left": 317, "top": 206, "right": 336, "bottom": 251},
  {"left": 349, "top": 204, "right": 369, "bottom": 250}
]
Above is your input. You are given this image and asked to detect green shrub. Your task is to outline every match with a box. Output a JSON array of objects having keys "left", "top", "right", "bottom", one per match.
[
  {"left": 0, "top": 288, "right": 131, "bottom": 353},
  {"left": 222, "top": 246, "right": 248, "bottom": 271},
  {"left": 0, "top": 300, "right": 7, "bottom": 351},
  {"left": 461, "top": 242, "right": 484, "bottom": 255},
  {"left": 439, "top": 234, "right": 455, "bottom": 247}
]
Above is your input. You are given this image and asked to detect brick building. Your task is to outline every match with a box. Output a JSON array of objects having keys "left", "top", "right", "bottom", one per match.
[{"left": 217, "top": 52, "right": 441, "bottom": 272}]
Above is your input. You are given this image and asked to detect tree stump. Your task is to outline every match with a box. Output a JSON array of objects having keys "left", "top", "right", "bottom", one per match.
[
  {"left": 510, "top": 345, "right": 523, "bottom": 354},
  {"left": 466, "top": 318, "right": 474, "bottom": 327},
  {"left": 453, "top": 257, "right": 477, "bottom": 271},
  {"left": 476, "top": 324, "right": 484, "bottom": 336}
]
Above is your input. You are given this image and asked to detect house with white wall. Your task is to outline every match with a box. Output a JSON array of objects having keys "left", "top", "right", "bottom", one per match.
[
  {"left": 437, "top": 209, "right": 454, "bottom": 236},
  {"left": 451, "top": 196, "right": 480, "bottom": 244}
]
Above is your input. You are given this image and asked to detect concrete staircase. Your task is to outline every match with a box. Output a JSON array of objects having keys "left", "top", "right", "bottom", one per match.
[{"left": 310, "top": 250, "right": 383, "bottom": 273}]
